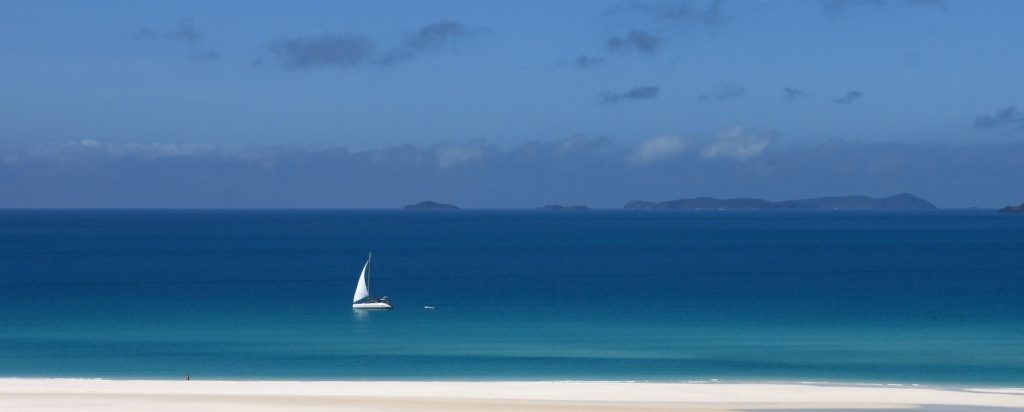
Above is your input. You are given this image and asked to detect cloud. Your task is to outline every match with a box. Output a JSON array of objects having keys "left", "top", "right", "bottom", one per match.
[
  {"left": 620, "top": 0, "right": 730, "bottom": 30},
  {"left": 135, "top": 18, "right": 220, "bottom": 62},
  {"left": 700, "top": 126, "right": 779, "bottom": 161},
  {"left": 34, "top": 140, "right": 224, "bottom": 159},
  {"left": 600, "top": 85, "right": 660, "bottom": 104},
  {"left": 783, "top": 87, "right": 807, "bottom": 101},
  {"left": 905, "top": 0, "right": 946, "bottom": 7},
  {"left": 626, "top": 126, "right": 777, "bottom": 165},
  {"left": 903, "top": 51, "right": 922, "bottom": 67},
  {"left": 625, "top": 0, "right": 698, "bottom": 22},
  {"left": 832, "top": 91, "right": 863, "bottom": 105},
  {"left": 821, "top": 0, "right": 886, "bottom": 12},
  {"left": 17, "top": 140, "right": 275, "bottom": 176},
  {"left": 435, "top": 143, "right": 486, "bottom": 168},
  {"left": 973, "top": 106, "right": 1024, "bottom": 130},
  {"left": 513, "top": 135, "right": 613, "bottom": 160},
  {"left": 136, "top": 19, "right": 204, "bottom": 46},
  {"left": 703, "top": 0, "right": 728, "bottom": 28},
  {"left": 573, "top": 55, "right": 606, "bottom": 69},
  {"left": 377, "top": 21, "right": 477, "bottom": 65},
  {"left": 696, "top": 83, "right": 745, "bottom": 103},
  {"left": 626, "top": 135, "right": 692, "bottom": 165},
  {"left": 606, "top": 30, "right": 662, "bottom": 55},
  {"left": 263, "top": 21, "right": 480, "bottom": 69},
  {"left": 821, "top": 0, "right": 946, "bottom": 13},
  {"left": 267, "top": 34, "right": 375, "bottom": 69},
  {"left": 407, "top": 21, "right": 470, "bottom": 50},
  {"left": 188, "top": 50, "right": 221, "bottom": 62}
]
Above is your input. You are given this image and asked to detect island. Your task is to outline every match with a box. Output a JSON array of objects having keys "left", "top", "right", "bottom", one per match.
[
  {"left": 402, "top": 201, "right": 460, "bottom": 211},
  {"left": 536, "top": 205, "right": 591, "bottom": 211},
  {"left": 999, "top": 202, "right": 1024, "bottom": 213},
  {"left": 625, "top": 193, "right": 937, "bottom": 210}
]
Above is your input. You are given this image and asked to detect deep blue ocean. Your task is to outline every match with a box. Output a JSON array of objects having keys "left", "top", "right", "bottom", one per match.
[{"left": 0, "top": 210, "right": 1021, "bottom": 385}]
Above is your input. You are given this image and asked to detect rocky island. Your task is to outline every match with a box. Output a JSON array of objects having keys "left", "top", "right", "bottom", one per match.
[
  {"left": 625, "top": 193, "right": 937, "bottom": 210},
  {"left": 999, "top": 202, "right": 1024, "bottom": 213},
  {"left": 403, "top": 201, "right": 460, "bottom": 211},
  {"left": 536, "top": 205, "right": 591, "bottom": 211}
]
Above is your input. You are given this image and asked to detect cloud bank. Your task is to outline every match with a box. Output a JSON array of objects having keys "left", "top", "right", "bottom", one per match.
[
  {"left": 700, "top": 126, "right": 778, "bottom": 160},
  {"left": 3, "top": 131, "right": 1021, "bottom": 209},
  {"left": 626, "top": 135, "right": 692, "bottom": 165},
  {"left": 626, "top": 127, "right": 777, "bottom": 164}
]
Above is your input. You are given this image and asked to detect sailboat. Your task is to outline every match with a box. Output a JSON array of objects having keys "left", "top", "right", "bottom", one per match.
[{"left": 352, "top": 253, "right": 392, "bottom": 309}]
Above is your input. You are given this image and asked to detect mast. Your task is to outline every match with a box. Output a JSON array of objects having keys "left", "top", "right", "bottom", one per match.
[{"left": 366, "top": 252, "right": 372, "bottom": 295}]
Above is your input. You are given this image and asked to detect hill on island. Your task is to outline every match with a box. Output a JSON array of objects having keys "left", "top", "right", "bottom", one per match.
[
  {"left": 536, "top": 205, "right": 591, "bottom": 211},
  {"left": 403, "top": 201, "right": 460, "bottom": 211},
  {"left": 999, "top": 202, "right": 1024, "bottom": 213},
  {"left": 625, "top": 193, "right": 937, "bottom": 210}
]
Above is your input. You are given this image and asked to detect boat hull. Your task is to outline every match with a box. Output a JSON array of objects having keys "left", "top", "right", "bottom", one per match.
[{"left": 353, "top": 301, "right": 393, "bottom": 309}]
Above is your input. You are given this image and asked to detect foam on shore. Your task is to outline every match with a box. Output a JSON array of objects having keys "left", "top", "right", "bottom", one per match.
[{"left": 0, "top": 379, "right": 1022, "bottom": 411}]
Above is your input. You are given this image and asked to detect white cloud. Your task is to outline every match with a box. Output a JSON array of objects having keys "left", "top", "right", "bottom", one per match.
[
  {"left": 700, "top": 126, "right": 778, "bottom": 161},
  {"left": 435, "top": 144, "right": 484, "bottom": 168},
  {"left": 626, "top": 135, "right": 691, "bottom": 165},
  {"left": 552, "top": 135, "right": 610, "bottom": 156},
  {"left": 31, "top": 140, "right": 223, "bottom": 160},
  {"left": 109, "top": 143, "right": 220, "bottom": 158}
]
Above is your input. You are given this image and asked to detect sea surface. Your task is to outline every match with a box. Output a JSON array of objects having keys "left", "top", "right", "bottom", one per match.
[{"left": 0, "top": 210, "right": 1021, "bottom": 385}]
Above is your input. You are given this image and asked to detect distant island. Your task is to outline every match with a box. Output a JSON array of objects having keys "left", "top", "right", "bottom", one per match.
[
  {"left": 403, "top": 201, "right": 460, "bottom": 211},
  {"left": 536, "top": 205, "right": 591, "bottom": 211},
  {"left": 624, "top": 193, "right": 937, "bottom": 210},
  {"left": 999, "top": 202, "right": 1024, "bottom": 213}
]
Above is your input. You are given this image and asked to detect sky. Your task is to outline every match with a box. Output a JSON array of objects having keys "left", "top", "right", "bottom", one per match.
[{"left": 0, "top": 0, "right": 1022, "bottom": 208}]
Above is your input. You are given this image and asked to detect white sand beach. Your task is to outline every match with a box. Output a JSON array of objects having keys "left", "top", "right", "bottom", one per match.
[{"left": 0, "top": 379, "right": 1021, "bottom": 411}]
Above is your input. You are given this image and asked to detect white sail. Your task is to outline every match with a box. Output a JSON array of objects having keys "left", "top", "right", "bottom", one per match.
[{"left": 352, "top": 256, "right": 370, "bottom": 303}]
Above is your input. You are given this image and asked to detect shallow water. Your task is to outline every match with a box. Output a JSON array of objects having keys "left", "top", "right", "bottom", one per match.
[{"left": 0, "top": 210, "right": 1021, "bottom": 384}]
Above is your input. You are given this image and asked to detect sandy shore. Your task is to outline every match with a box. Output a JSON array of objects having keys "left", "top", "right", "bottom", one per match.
[{"left": 0, "top": 379, "right": 1021, "bottom": 411}]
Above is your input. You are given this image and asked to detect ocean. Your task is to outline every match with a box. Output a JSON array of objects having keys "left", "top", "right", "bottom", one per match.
[{"left": 0, "top": 210, "right": 1021, "bottom": 385}]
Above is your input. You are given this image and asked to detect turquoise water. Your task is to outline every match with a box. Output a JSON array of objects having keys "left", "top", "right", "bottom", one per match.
[{"left": 0, "top": 210, "right": 1021, "bottom": 384}]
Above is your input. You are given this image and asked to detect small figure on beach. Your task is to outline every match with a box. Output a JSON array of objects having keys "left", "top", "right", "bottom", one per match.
[{"left": 185, "top": 371, "right": 191, "bottom": 381}]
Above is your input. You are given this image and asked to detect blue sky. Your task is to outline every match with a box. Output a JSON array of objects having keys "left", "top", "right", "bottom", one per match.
[{"left": 1, "top": 0, "right": 1022, "bottom": 207}]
